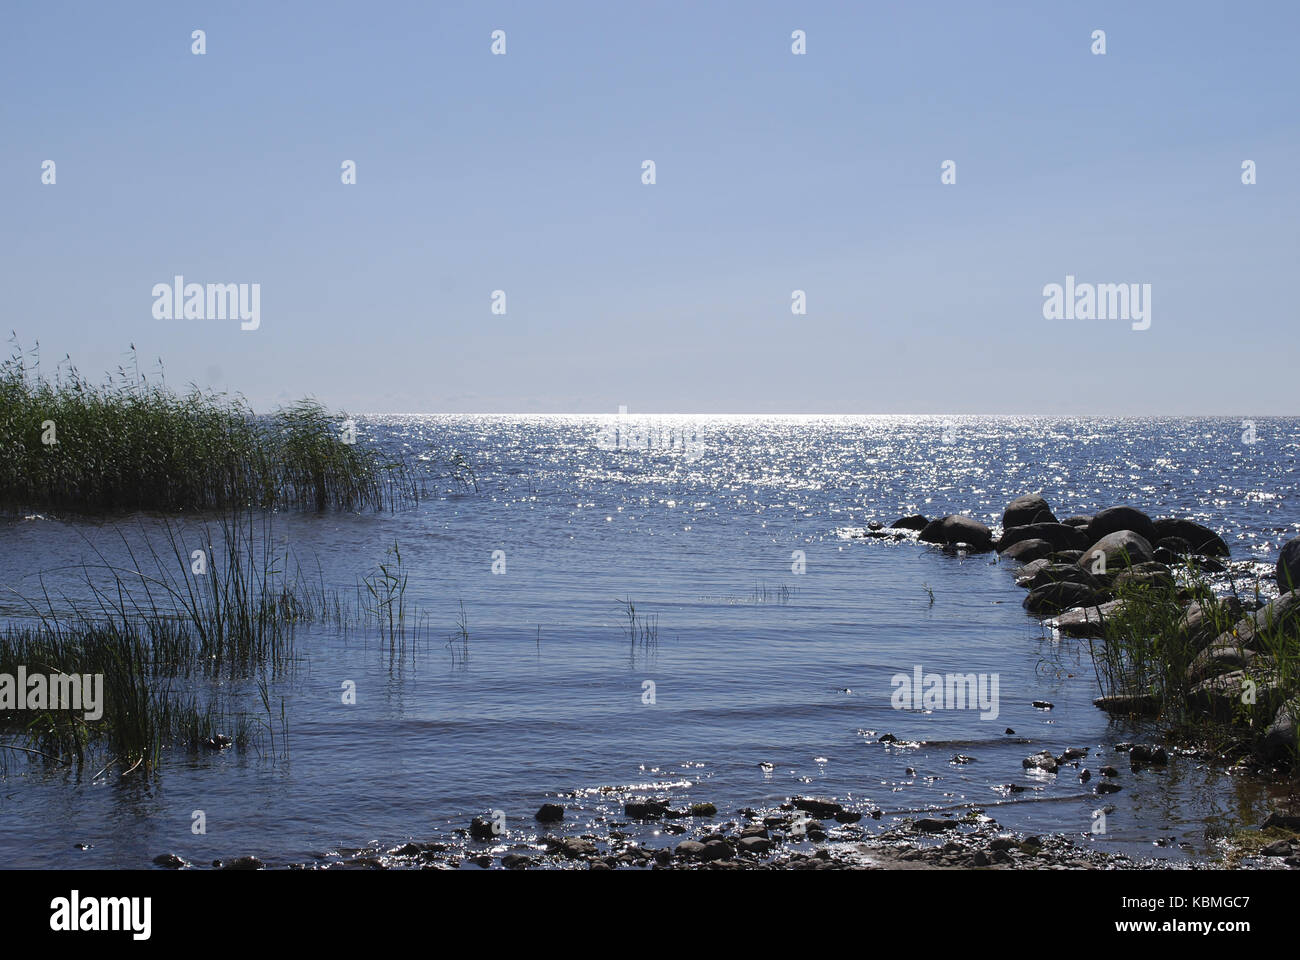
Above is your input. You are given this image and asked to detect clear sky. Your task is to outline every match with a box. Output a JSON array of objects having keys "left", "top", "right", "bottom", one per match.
[{"left": 3, "top": 1, "right": 1296, "bottom": 415}]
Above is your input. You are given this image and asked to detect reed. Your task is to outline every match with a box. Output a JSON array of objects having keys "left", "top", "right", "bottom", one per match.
[{"left": 0, "top": 340, "right": 416, "bottom": 513}]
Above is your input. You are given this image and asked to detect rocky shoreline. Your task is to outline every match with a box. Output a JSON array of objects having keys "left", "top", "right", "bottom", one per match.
[
  {"left": 860, "top": 494, "right": 1300, "bottom": 767},
  {"left": 149, "top": 786, "right": 1300, "bottom": 870}
]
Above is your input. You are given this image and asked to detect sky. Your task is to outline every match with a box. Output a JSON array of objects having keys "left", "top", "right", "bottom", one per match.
[{"left": 2, "top": 1, "right": 1296, "bottom": 415}]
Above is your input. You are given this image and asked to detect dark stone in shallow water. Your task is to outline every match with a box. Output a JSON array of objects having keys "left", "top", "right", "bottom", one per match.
[
  {"left": 1002, "top": 538, "right": 1055, "bottom": 563},
  {"left": 469, "top": 816, "right": 496, "bottom": 841},
  {"left": 792, "top": 796, "right": 843, "bottom": 817},
  {"left": 1152, "top": 518, "right": 1230, "bottom": 557},
  {"left": 998, "top": 522, "right": 1089, "bottom": 553},
  {"left": 1278, "top": 538, "right": 1300, "bottom": 593},
  {"left": 1024, "top": 581, "right": 1098, "bottom": 615},
  {"left": 535, "top": 803, "right": 565, "bottom": 823},
  {"left": 891, "top": 514, "right": 928, "bottom": 530},
  {"left": 1088, "top": 506, "right": 1158, "bottom": 545},
  {"left": 220, "top": 856, "right": 264, "bottom": 870},
  {"left": 1003, "top": 494, "right": 1056, "bottom": 530},
  {"left": 919, "top": 515, "right": 995, "bottom": 551}
]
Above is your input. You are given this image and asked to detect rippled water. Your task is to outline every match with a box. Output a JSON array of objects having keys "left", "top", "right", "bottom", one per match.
[{"left": 2, "top": 416, "right": 1297, "bottom": 867}]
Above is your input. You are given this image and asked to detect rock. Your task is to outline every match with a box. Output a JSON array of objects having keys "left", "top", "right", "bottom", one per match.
[
  {"left": 891, "top": 514, "right": 929, "bottom": 531},
  {"left": 1093, "top": 694, "right": 1161, "bottom": 716},
  {"left": 1024, "top": 581, "right": 1099, "bottom": 615},
  {"left": 1110, "top": 562, "right": 1175, "bottom": 592},
  {"left": 535, "top": 803, "right": 564, "bottom": 823},
  {"left": 738, "top": 835, "right": 772, "bottom": 854},
  {"left": 220, "top": 856, "right": 264, "bottom": 870},
  {"left": 1088, "top": 506, "right": 1158, "bottom": 545},
  {"left": 834, "top": 811, "right": 862, "bottom": 824},
  {"left": 152, "top": 853, "right": 188, "bottom": 869},
  {"left": 699, "top": 840, "right": 731, "bottom": 861},
  {"left": 1022, "top": 563, "right": 1102, "bottom": 592},
  {"left": 972, "top": 850, "right": 990, "bottom": 866},
  {"left": 1178, "top": 600, "right": 1241, "bottom": 656},
  {"left": 1278, "top": 538, "right": 1300, "bottom": 593},
  {"left": 1189, "top": 670, "right": 1283, "bottom": 720},
  {"left": 1003, "top": 494, "right": 1057, "bottom": 530},
  {"left": 1061, "top": 515, "right": 1093, "bottom": 528},
  {"left": 1053, "top": 599, "right": 1127, "bottom": 638},
  {"left": 1129, "top": 744, "right": 1168, "bottom": 765},
  {"left": 624, "top": 799, "right": 670, "bottom": 819},
  {"left": 1225, "top": 591, "right": 1300, "bottom": 650},
  {"left": 674, "top": 840, "right": 706, "bottom": 859},
  {"left": 1187, "top": 640, "right": 1255, "bottom": 685},
  {"left": 919, "top": 515, "right": 995, "bottom": 552},
  {"left": 998, "top": 522, "right": 1089, "bottom": 553},
  {"left": 792, "top": 797, "right": 843, "bottom": 817},
  {"left": 1079, "top": 530, "right": 1154, "bottom": 573},
  {"left": 913, "top": 818, "right": 960, "bottom": 833},
  {"left": 689, "top": 802, "right": 717, "bottom": 817},
  {"left": 1261, "top": 699, "right": 1298, "bottom": 763},
  {"left": 501, "top": 853, "right": 534, "bottom": 869},
  {"left": 1002, "top": 538, "right": 1056, "bottom": 564},
  {"left": 1096, "top": 782, "right": 1122, "bottom": 794},
  {"left": 469, "top": 817, "right": 497, "bottom": 841},
  {"left": 1022, "top": 750, "right": 1059, "bottom": 773},
  {"left": 1032, "top": 700, "right": 1054, "bottom": 709},
  {"left": 1261, "top": 839, "right": 1294, "bottom": 858},
  {"left": 560, "top": 837, "right": 597, "bottom": 858},
  {"left": 1015, "top": 558, "right": 1055, "bottom": 586},
  {"left": 1152, "top": 518, "right": 1230, "bottom": 557}
]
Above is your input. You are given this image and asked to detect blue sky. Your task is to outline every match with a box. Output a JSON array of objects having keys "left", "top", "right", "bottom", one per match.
[{"left": 2, "top": 1, "right": 1296, "bottom": 414}]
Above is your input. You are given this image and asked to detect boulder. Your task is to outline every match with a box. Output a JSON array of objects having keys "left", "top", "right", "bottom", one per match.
[
  {"left": 1003, "top": 494, "right": 1057, "bottom": 530},
  {"left": 1187, "top": 641, "right": 1256, "bottom": 685},
  {"left": 535, "top": 803, "right": 565, "bottom": 823},
  {"left": 919, "top": 515, "right": 995, "bottom": 551},
  {"left": 1053, "top": 599, "right": 1126, "bottom": 638},
  {"left": 891, "top": 514, "right": 929, "bottom": 531},
  {"left": 1088, "top": 506, "right": 1158, "bottom": 545},
  {"left": 1023, "top": 563, "right": 1101, "bottom": 592},
  {"left": 1002, "top": 538, "right": 1055, "bottom": 563},
  {"left": 1177, "top": 600, "right": 1242, "bottom": 656},
  {"left": 1110, "top": 561, "right": 1175, "bottom": 593},
  {"left": 997, "top": 522, "right": 1090, "bottom": 553},
  {"left": 1079, "top": 530, "right": 1154, "bottom": 573},
  {"left": 1221, "top": 591, "right": 1300, "bottom": 651},
  {"left": 1262, "top": 699, "right": 1299, "bottom": 763},
  {"left": 1014, "top": 558, "right": 1054, "bottom": 586},
  {"left": 1024, "top": 581, "right": 1099, "bottom": 615},
  {"left": 1189, "top": 670, "right": 1284, "bottom": 721},
  {"left": 1277, "top": 538, "right": 1300, "bottom": 593},
  {"left": 1061, "top": 515, "right": 1093, "bottom": 528},
  {"left": 1151, "top": 518, "right": 1230, "bottom": 557}
]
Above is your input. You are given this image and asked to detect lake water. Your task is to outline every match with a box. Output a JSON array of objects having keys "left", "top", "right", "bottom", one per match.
[{"left": 2, "top": 415, "right": 1297, "bottom": 868}]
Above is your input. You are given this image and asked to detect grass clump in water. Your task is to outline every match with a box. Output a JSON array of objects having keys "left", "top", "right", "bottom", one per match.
[{"left": 0, "top": 340, "right": 415, "bottom": 513}]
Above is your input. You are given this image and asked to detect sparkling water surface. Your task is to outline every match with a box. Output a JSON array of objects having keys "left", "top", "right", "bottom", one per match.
[{"left": 2, "top": 416, "right": 1297, "bottom": 867}]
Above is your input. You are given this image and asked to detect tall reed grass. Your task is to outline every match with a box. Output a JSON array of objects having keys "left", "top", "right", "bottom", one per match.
[{"left": 0, "top": 341, "right": 416, "bottom": 513}]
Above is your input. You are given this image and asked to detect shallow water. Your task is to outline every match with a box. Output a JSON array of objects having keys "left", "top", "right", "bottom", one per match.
[{"left": 1, "top": 415, "right": 1297, "bottom": 867}]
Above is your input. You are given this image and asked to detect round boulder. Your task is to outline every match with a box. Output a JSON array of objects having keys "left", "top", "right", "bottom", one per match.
[
  {"left": 1002, "top": 538, "right": 1055, "bottom": 563},
  {"left": 1079, "top": 530, "right": 1154, "bottom": 574},
  {"left": 920, "top": 515, "right": 995, "bottom": 552},
  {"left": 1024, "top": 581, "right": 1099, "bottom": 615},
  {"left": 1088, "top": 506, "right": 1157, "bottom": 545},
  {"left": 1277, "top": 537, "right": 1300, "bottom": 593},
  {"left": 1151, "top": 518, "right": 1229, "bottom": 558},
  {"left": 1003, "top": 494, "right": 1056, "bottom": 530}
]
